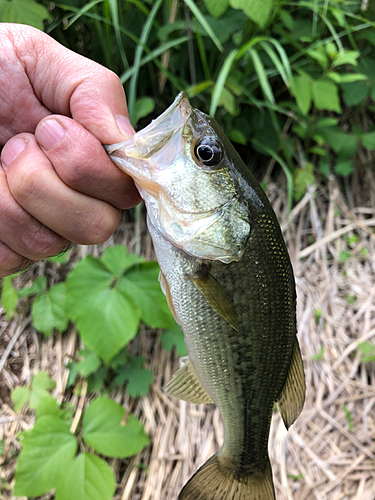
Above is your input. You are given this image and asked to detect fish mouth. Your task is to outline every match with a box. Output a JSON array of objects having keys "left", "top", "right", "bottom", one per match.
[{"left": 106, "top": 92, "right": 191, "bottom": 160}]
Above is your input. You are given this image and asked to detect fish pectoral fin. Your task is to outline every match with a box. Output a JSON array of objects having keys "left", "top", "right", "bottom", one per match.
[
  {"left": 277, "top": 339, "right": 306, "bottom": 429},
  {"left": 166, "top": 357, "right": 214, "bottom": 404},
  {"left": 187, "top": 267, "right": 238, "bottom": 331}
]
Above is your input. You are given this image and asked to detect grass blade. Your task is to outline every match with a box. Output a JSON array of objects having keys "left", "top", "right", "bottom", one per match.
[
  {"left": 183, "top": 0, "right": 224, "bottom": 52},
  {"left": 259, "top": 41, "right": 289, "bottom": 87},
  {"left": 210, "top": 48, "right": 238, "bottom": 116},
  {"left": 63, "top": 0, "right": 103, "bottom": 28},
  {"left": 128, "top": 0, "right": 164, "bottom": 121},
  {"left": 120, "top": 37, "right": 189, "bottom": 83},
  {"left": 248, "top": 48, "right": 275, "bottom": 104},
  {"left": 109, "top": 0, "right": 129, "bottom": 70},
  {"left": 252, "top": 141, "right": 293, "bottom": 217}
]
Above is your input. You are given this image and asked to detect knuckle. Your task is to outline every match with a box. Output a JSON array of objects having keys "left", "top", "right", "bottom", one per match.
[
  {"left": 20, "top": 222, "right": 69, "bottom": 260},
  {"left": 73, "top": 207, "right": 120, "bottom": 245},
  {"left": 8, "top": 162, "right": 40, "bottom": 205}
]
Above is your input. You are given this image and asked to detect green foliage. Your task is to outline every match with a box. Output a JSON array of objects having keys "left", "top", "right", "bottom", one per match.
[
  {"left": 357, "top": 341, "right": 375, "bottom": 362},
  {"left": 32, "top": 283, "right": 68, "bottom": 337},
  {"left": 0, "top": 0, "right": 51, "bottom": 29},
  {"left": 343, "top": 404, "right": 354, "bottom": 431},
  {"left": 82, "top": 397, "right": 149, "bottom": 457},
  {"left": 41, "top": 0, "right": 374, "bottom": 199},
  {"left": 66, "top": 245, "right": 175, "bottom": 362},
  {"left": 0, "top": 0, "right": 374, "bottom": 197},
  {"left": 113, "top": 355, "right": 154, "bottom": 397},
  {"left": 12, "top": 373, "right": 149, "bottom": 500},
  {"left": 160, "top": 324, "right": 189, "bottom": 357},
  {"left": 67, "top": 347, "right": 154, "bottom": 397},
  {"left": 1, "top": 276, "right": 18, "bottom": 320}
]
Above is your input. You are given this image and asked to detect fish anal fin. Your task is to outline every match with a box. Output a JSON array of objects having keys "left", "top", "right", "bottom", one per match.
[
  {"left": 278, "top": 339, "right": 305, "bottom": 429},
  {"left": 166, "top": 357, "right": 213, "bottom": 404},
  {"left": 159, "top": 271, "right": 180, "bottom": 325},
  {"left": 187, "top": 267, "right": 238, "bottom": 331},
  {"left": 178, "top": 453, "right": 275, "bottom": 500}
]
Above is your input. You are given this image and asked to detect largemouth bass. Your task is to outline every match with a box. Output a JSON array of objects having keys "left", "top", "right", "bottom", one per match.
[{"left": 106, "top": 92, "right": 305, "bottom": 500}]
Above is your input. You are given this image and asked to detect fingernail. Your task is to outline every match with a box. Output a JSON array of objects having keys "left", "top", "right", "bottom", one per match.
[
  {"left": 36, "top": 119, "right": 65, "bottom": 150},
  {"left": 1, "top": 138, "right": 26, "bottom": 169},
  {"left": 116, "top": 114, "right": 135, "bottom": 138}
]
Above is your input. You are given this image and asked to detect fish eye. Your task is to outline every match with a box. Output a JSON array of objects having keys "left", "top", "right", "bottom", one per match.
[{"left": 193, "top": 137, "right": 223, "bottom": 168}]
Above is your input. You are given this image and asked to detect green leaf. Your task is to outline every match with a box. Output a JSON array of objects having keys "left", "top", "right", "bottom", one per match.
[
  {"left": 1, "top": 276, "right": 18, "bottom": 319},
  {"left": 361, "top": 131, "right": 375, "bottom": 151},
  {"left": 311, "top": 345, "right": 324, "bottom": 361},
  {"left": 32, "top": 283, "right": 69, "bottom": 337},
  {"left": 334, "top": 159, "right": 354, "bottom": 177},
  {"left": 160, "top": 324, "right": 188, "bottom": 356},
  {"left": 66, "top": 256, "right": 141, "bottom": 363},
  {"left": 101, "top": 245, "right": 143, "bottom": 276},
  {"left": 0, "top": 0, "right": 51, "bottom": 30},
  {"left": 293, "top": 164, "right": 315, "bottom": 201},
  {"left": 17, "top": 276, "right": 47, "bottom": 298},
  {"left": 319, "top": 127, "right": 357, "bottom": 157},
  {"left": 332, "top": 50, "right": 360, "bottom": 68},
  {"left": 312, "top": 80, "right": 341, "bottom": 113},
  {"left": 229, "top": 0, "right": 272, "bottom": 27},
  {"left": 133, "top": 97, "right": 155, "bottom": 125},
  {"left": 82, "top": 397, "right": 149, "bottom": 458},
  {"left": 55, "top": 453, "right": 115, "bottom": 500},
  {"left": 11, "top": 387, "right": 31, "bottom": 412},
  {"left": 115, "top": 356, "right": 153, "bottom": 397},
  {"left": 48, "top": 252, "right": 70, "bottom": 264},
  {"left": 75, "top": 349, "right": 102, "bottom": 377},
  {"left": 357, "top": 342, "right": 375, "bottom": 362},
  {"left": 307, "top": 47, "right": 328, "bottom": 70},
  {"left": 65, "top": 256, "right": 114, "bottom": 307},
  {"left": 119, "top": 262, "right": 175, "bottom": 329},
  {"left": 35, "top": 395, "right": 73, "bottom": 424},
  {"left": 218, "top": 87, "right": 236, "bottom": 115},
  {"left": 32, "top": 371, "right": 56, "bottom": 391},
  {"left": 14, "top": 416, "right": 77, "bottom": 497},
  {"left": 74, "top": 288, "right": 140, "bottom": 363},
  {"left": 327, "top": 72, "right": 367, "bottom": 84},
  {"left": 203, "top": 0, "right": 229, "bottom": 18},
  {"left": 291, "top": 72, "right": 312, "bottom": 115},
  {"left": 340, "top": 80, "right": 369, "bottom": 106},
  {"left": 30, "top": 371, "right": 56, "bottom": 409},
  {"left": 339, "top": 250, "right": 351, "bottom": 263}
]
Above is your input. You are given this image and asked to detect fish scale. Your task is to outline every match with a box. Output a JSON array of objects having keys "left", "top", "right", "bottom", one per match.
[{"left": 106, "top": 92, "right": 305, "bottom": 500}]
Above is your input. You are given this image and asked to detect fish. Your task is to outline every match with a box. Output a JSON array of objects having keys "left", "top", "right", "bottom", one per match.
[{"left": 105, "top": 92, "right": 305, "bottom": 500}]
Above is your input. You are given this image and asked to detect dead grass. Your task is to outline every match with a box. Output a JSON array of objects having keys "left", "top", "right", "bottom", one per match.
[{"left": 1, "top": 175, "right": 375, "bottom": 500}]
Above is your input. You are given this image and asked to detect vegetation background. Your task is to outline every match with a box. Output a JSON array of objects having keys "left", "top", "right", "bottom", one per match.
[{"left": 0, "top": 0, "right": 375, "bottom": 499}]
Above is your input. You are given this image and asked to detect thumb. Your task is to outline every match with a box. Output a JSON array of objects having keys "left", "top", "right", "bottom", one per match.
[{"left": 69, "top": 67, "right": 136, "bottom": 144}]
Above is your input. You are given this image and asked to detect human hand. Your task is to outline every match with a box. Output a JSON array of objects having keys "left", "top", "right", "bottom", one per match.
[{"left": 0, "top": 23, "right": 141, "bottom": 278}]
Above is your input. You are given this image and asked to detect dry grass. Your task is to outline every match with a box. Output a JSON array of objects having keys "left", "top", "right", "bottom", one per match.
[{"left": 0, "top": 175, "right": 375, "bottom": 500}]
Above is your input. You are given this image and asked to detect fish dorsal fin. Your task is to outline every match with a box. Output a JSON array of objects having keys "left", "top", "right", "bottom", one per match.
[
  {"left": 187, "top": 267, "right": 238, "bottom": 331},
  {"left": 277, "top": 339, "right": 305, "bottom": 429},
  {"left": 166, "top": 357, "right": 214, "bottom": 404}
]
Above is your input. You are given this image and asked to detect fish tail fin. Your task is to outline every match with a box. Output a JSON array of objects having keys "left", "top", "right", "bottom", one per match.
[{"left": 178, "top": 453, "right": 275, "bottom": 500}]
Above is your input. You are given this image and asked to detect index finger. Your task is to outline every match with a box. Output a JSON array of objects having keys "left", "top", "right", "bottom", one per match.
[{"left": 2, "top": 23, "right": 134, "bottom": 144}]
